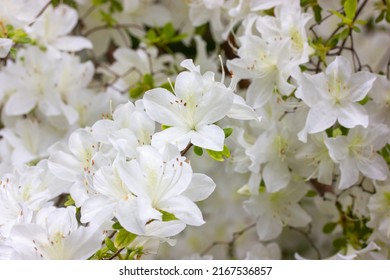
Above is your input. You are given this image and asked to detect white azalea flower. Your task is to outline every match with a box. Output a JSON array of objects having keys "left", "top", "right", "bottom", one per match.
[
  {"left": 27, "top": 4, "right": 92, "bottom": 54},
  {"left": 144, "top": 59, "right": 234, "bottom": 151},
  {"left": 92, "top": 100, "right": 155, "bottom": 148},
  {"left": 295, "top": 132, "right": 335, "bottom": 185},
  {"left": 48, "top": 129, "right": 100, "bottom": 206},
  {"left": 227, "top": 33, "right": 297, "bottom": 109},
  {"left": 246, "top": 122, "right": 299, "bottom": 193},
  {"left": 0, "top": 118, "right": 63, "bottom": 165},
  {"left": 9, "top": 206, "right": 104, "bottom": 260},
  {"left": 325, "top": 125, "right": 389, "bottom": 189},
  {"left": 294, "top": 56, "right": 376, "bottom": 142},
  {"left": 243, "top": 181, "right": 311, "bottom": 241},
  {"left": 114, "top": 144, "right": 215, "bottom": 236}
]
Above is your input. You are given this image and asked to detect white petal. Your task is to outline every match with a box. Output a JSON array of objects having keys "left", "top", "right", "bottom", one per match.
[
  {"left": 280, "top": 204, "right": 311, "bottom": 227},
  {"left": 338, "top": 159, "right": 360, "bottom": 189},
  {"left": 338, "top": 103, "right": 368, "bottom": 128},
  {"left": 263, "top": 159, "right": 291, "bottom": 192},
  {"left": 4, "top": 92, "right": 37, "bottom": 115},
  {"left": 256, "top": 215, "right": 283, "bottom": 241},
  {"left": 62, "top": 225, "right": 104, "bottom": 260},
  {"left": 174, "top": 71, "right": 204, "bottom": 101},
  {"left": 195, "top": 84, "right": 233, "bottom": 125},
  {"left": 304, "top": 102, "right": 338, "bottom": 134},
  {"left": 357, "top": 155, "right": 388, "bottom": 181},
  {"left": 227, "top": 94, "right": 260, "bottom": 121},
  {"left": 183, "top": 173, "right": 216, "bottom": 201},
  {"left": 190, "top": 124, "right": 225, "bottom": 151},
  {"left": 52, "top": 36, "right": 93, "bottom": 51},
  {"left": 144, "top": 88, "right": 187, "bottom": 127},
  {"left": 116, "top": 198, "right": 160, "bottom": 235},
  {"left": 48, "top": 151, "right": 80, "bottom": 182},
  {"left": 325, "top": 136, "right": 349, "bottom": 162},
  {"left": 145, "top": 220, "right": 186, "bottom": 238},
  {"left": 159, "top": 196, "right": 205, "bottom": 226},
  {"left": 326, "top": 56, "right": 352, "bottom": 82},
  {"left": 80, "top": 195, "right": 116, "bottom": 225},
  {"left": 0, "top": 38, "right": 12, "bottom": 58},
  {"left": 348, "top": 72, "right": 376, "bottom": 102},
  {"left": 151, "top": 126, "right": 191, "bottom": 151},
  {"left": 53, "top": 5, "right": 78, "bottom": 36}
]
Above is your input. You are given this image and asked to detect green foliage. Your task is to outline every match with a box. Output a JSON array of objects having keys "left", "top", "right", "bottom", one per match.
[
  {"left": 223, "top": 128, "right": 233, "bottom": 138},
  {"left": 160, "top": 210, "right": 178, "bottom": 222},
  {"left": 374, "top": 0, "right": 390, "bottom": 23},
  {"left": 323, "top": 222, "right": 338, "bottom": 234},
  {"left": 300, "top": 0, "right": 322, "bottom": 23},
  {"left": 129, "top": 74, "right": 155, "bottom": 99},
  {"left": 206, "top": 145, "right": 230, "bottom": 162},
  {"left": 344, "top": 0, "right": 358, "bottom": 20},
  {"left": 331, "top": 202, "right": 373, "bottom": 251},
  {"left": 64, "top": 195, "right": 75, "bottom": 207},
  {"left": 380, "top": 144, "right": 390, "bottom": 164},
  {"left": 144, "top": 23, "right": 187, "bottom": 51},
  {"left": 193, "top": 146, "right": 204, "bottom": 156},
  {"left": 114, "top": 229, "right": 137, "bottom": 249},
  {"left": 305, "top": 190, "right": 317, "bottom": 198},
  {"left": 92, "top": 0, "right": 123, "bottom": 13},
  {"left": 99, "top": 10, "right": 117, "bottom": 27}
]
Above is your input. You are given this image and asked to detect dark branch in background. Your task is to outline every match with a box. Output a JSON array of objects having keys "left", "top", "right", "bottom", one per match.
[
  {"left": 200, "top": 223, "right": 256, "bottom": 259},
  {"left": 180, "top": 143, "right": 193, "bottom": 157}
]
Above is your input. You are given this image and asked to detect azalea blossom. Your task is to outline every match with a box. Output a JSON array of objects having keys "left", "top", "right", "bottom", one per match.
[
  {"left": 144, "top": 59, "right": 234, "bottom": 151},
  {"left": 243, "top": 181, "right": 311, "bottom": 241},
  {"left": 325, "top": 125, "right": 389, "bottom": 189},
  {"left": 9, "top": 206, "right": 104, "bottom": 259},
  {"left": 27, "top": 4, "right": 92, "bottom": 54},
  {"left": 114, "top": 144, "right": 215, "bottom": 236},
  {"left": 294, "top": 56, "right": 376, "bottom": 142}
]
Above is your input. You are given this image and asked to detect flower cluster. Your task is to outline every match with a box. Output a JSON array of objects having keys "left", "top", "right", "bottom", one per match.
[{"left": 1, "top": 0, "right": 390, "bottom": 260}]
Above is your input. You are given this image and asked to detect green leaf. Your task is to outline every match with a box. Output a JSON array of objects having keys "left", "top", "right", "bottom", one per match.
[
  {"left": 143, "top": 73, "right": 154, "bottom": 87},
  {"left": 330, "top": 9, "right": 345, "bottom": 20},
  {"left": 129, "top": 86, "right": 144, "bottom": 99},
  {"left": 112, "top": 221, "right": 123, "bottom": 230},
  {"left": 206, "top": 145, "right": 230, "bottom": 162},
  {"left": 352, "top": 26, "right": 361, "bottom": 33},
  {"left": 305, "top": 190, "right": 317, "bottom": 198},
  {"left": 313, "top": 5, "right": 322, "bottom": 23},
  {"left": 206, "top": 149, "right": 224, "bottom": 162},
  {"left": 114, "top": 229, "right": 137, "bottom": 249},
  {"left": 387, "top": 9, "right": 390, "bottom": 23},
  {"left": 344, "top": 0, "right": 357, "bottom": 19},
  {"left": 323, "top": 222, "right": 338, "bottom": 234},
  {"left": 162, "top": 23, "right": 175, "bottom": 38},
  {"left": 375, "top": 10, "right": 385, "bottom": 23},
  {"left": 160, "top": 210, "right": 178, "bottom": 221},
  {"left": 64, "top": 195, "right": 75, "bottom": 207},
  {"left": 223, "top": 128, "right": 233, "bottom": 138},
  {"left": 105, "top": 237, "right": 117, "bottom": 253},
  {"left": 161, "top": 124, "right": 171, "bottom": 130},
  {"left": 333, "top": 237, "right": 348, "bottom": 250},
  {"left": 193, "top": 146, "right": 203, "bottom": 156},
  {"left": 222, "top": 145, "right": 230, "bottom": 158},
  {"left": 99, "top": 10, "right": 117, "bottom": 26}
]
